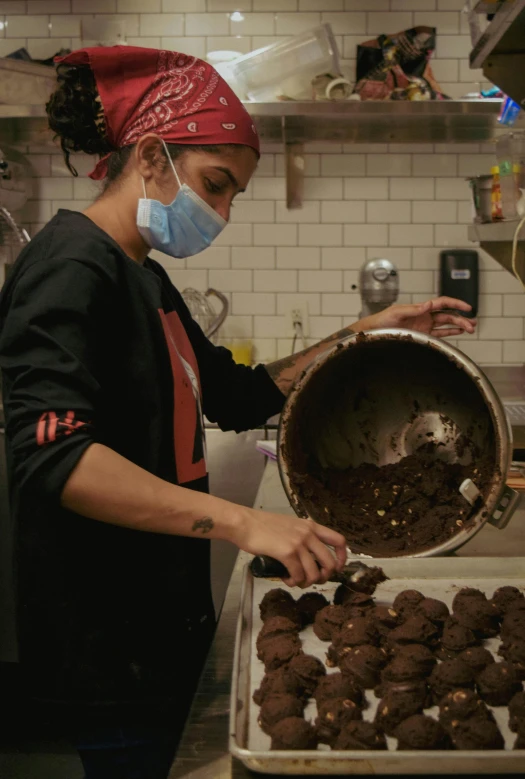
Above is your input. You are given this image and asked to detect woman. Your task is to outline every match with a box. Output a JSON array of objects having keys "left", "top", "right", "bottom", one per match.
[{"left": 0, "top": 47, "right": 475, "bottom": 779}]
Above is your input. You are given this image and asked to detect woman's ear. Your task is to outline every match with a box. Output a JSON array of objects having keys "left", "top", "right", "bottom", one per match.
[{"left": 135, "top": 134, "right": 165, "bottom": 181}]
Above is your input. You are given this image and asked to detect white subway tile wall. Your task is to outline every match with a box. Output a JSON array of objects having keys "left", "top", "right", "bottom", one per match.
[{"left": 6, "top": 0, "right": 522, "bottom": 364}]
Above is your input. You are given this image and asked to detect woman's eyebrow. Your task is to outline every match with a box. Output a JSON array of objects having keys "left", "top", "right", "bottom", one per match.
[{"left": 210, "top": 165, "right": 245, "bottom": 192}]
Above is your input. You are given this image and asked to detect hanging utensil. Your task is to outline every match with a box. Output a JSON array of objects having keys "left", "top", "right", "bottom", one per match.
[{"left": 182, "top": 287, "right": 229, "bottom": 343}]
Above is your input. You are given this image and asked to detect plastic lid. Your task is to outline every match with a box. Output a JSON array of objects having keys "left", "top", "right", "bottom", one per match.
[{"left": 491, "top": 165, "right": 500, "bottom": 174}]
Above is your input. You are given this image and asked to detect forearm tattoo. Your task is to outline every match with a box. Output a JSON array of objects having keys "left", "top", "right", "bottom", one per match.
[{"left": 192, "top": 517, "right": 214, "bottom": 534}]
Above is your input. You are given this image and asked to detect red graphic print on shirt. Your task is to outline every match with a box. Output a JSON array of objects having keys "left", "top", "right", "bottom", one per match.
[{"left": 158, "top": 309, "right": 207, "bottom": 485}]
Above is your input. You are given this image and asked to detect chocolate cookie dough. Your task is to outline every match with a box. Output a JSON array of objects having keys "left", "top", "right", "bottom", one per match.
[
  {"left": 394, "top": 714, "right": 450, "bottom": 750},
  {"left": 491, "top": 585, "right": 524, "bottom": 617},
  {"left": 315, "top": 697, "right": 362, "bottom": 746},
  {"left": 438, "top": 689, "right": 494, "bottom": 728},
  {"left": 387, "top": 615, "right": 439, "bottom": 647},
  {"left": 314, "top": 672, "right": 364, "bottom": 708},
  {"left": 452, "top": 587, "right": 487, "bottom": 613},
  {"left": 258, "top": 694, "right": 305, "bottom": 735},
  {"left": 334, "top": 721, "right": 387, "bottom": 750},
  {"left": 447, "top": 718, "right": 504, "bottom": 750},
  {"left": 344, "top": 565, "right": 388, "bottom": 595},
  {"left": 375, "top": 686, "right": 426, "bottom": 735},
  {"left": 435, "top": 616, "right": 478, "bottom": 660},
  {"left": 296, "top": 592, "right": 329, "bottom": 625},
  {"left": 260, "top": 588, "right": 302, "bottom": 626},
  {"left": 392, "top": 590, "right": 425, "bottom": 619},
  {"left": 288, "top": 653, "right": 326, "bottom": 697},
  {"left": 500, "top": 609, "right": 525, "bottom": 642},
  {"left": 514, "top": 723, "right": 525, "bottom": 750},
  {"left": 498, "top": 638, "right": 525, "bottom": 680},
  {"left": 508, "top": 690, "right": 525, "bottom": 732},
  {"left": 456, "top": 646, "right": 495, "bottom": 675},
  {"left": 453, "top": 597, "right": 499, "bottom": 638},
  {"left": 256, "top": 616, "right": 299, "bottom": 655},
  {"left": 339, "top": 645, "right": 389, "bottom": 688},
  {"left": 259, "top": 634, "right": 302, "bottom": 672},
  {"left": 476, "top": 661, "right": 522, "bottom": 706},
  {"left": 335, "top": 616, "right": 380, "bottom": 649},
  {"left": 270, "top": 717, "right": 318, "bottom": 750},
  {"left": 390, "top": 643, "right": 437, "bottom": 677},
  {"left": 253, "top": 667, "right": 305, "bottom": 706},
  {"left": 366, "top": 604, "right": 400, "bottom": 638},
  {"left": 313, "top": 605, "right": 348, "bottom": 642},
  {"left": 377, "top": 651, "right": 434, "bottom": 697},
  {"left": 429, "top": 658, "right": 475, "bottom": 704},
  {"left": 414, "top": 597, "right": 449, "bottom": 627}
]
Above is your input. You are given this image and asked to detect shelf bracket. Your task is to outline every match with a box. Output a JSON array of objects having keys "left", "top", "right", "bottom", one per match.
[{"left": 282, "top": 117, "right": 304, "bottom": 209}]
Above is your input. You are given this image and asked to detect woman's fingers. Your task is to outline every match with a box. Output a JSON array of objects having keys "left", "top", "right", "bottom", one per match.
[
  {"left": 427, "top": 296, "right": 472, "bottom": 313},
  {"left": 310, "top": 522, "right": 347, "bottom": 570},
  {"left": 432, "top": 312, "right": 476, "bottom": 332},
  {"left": 298, "top": 547, "right": 324, "bottom": 588},
  {"left": 431, "top": 327, "right": 463, "bottom": 338}
]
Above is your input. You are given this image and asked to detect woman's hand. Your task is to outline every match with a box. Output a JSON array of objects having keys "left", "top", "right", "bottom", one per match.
[
  {"left": 355, "top": 296, "right": 476, "bottom": 338},
  {"left": 231, "top": 508, "right": 347, "bottom": 588}
]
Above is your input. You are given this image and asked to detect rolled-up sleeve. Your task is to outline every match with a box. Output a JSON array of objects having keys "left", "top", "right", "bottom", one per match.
[{"left": 0, "top": 257, "right": 109, "bottom": 506}]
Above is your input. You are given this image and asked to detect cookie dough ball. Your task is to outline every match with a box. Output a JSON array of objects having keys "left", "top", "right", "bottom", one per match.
[
  {"left": 259, "top": 634, "right": 302, "bottom": 672},
  {"left": 258, "top": 694, "right": 305, "bottom": 735},
  {"left": 390, "top": 644, "right": 437, "bottom": 677},
  {"left": 438, "top": 689, "right": 494, "bottom": 728},
  {"left": 288, "top": 653, "right": 326, "bottom": 697},
  {"left": 260, "top": 588, "right": 302, "bottom": 627},
  {"left": 429, "top": 658, "right": 475, "bottom": 704},
  {"left": 377, "top": 651, "right": 433, "bottom": 698},
  {"left": 453, "top": 598, "right": 499, "bottom": 639},
  {"left": 296, "top": 591, "right": 329, "bottom": 626},
  {"left": 456, "top": 646, "right": 495, "bottom": 675},
  {"left": 508, "top": 690, "right": 525, "bottom": 733},
  {"left": 256, "top": 616, "right": 299, "bottom": 656},
  {"left": 490, "top": 585, "right": 524, "bottom": 617},
  {"left": 387, "top": 615, "right": 439, "bottom": 647},
  {"left": 313, "top": 605, "right": 348, "bottom": 642},
  {"left": 334, "top": 721, "right": 387, "bottom": 751},
  {"left": 394, "top": 714, "right": 450, "bottom": 750},
  {"left": 315, "top": 697, "right": 362, "bottom": 747},
  {"left": 392, "top": 590, "right": 425, "bottom": 619},
  {"left": 253, "top": 667, "right": 305, "bottom": 706},
  {"left": 314, "top": 672, "right": 364, "bottom": 709},
  {"left": 335, "top": 616, "right": 380, "bottom": 649},
  {"left": 375, "top": 687, "right": 426, "bottom": 735},
  {"left": 270, "top": 717, "right": 318, "bottom": 750},
  {"left": 366, "top": 604, "right": 400, "bottom": 639},
  {"left": 451, "top": 587, "right": 486, "bottom": 614},
  {"left": 476, "top": 661, "right": 522, "bottom": 706},
  {"left": 514, "top": 723, "right": 525, "bottom": 750},
  {"left": 447, "top": 717, "right": 504, "bottom": 750},
  {"left": 498, "top": 638, "right": 525, "bottom": 680},
  {"left": 339, "top": 645, "right": 389, "bottom": 689},
  {"left": 344, "top": 566, "right": 388, "bottom": 596},
  {"left": 435, "top": 616, "right": 478, "bottom": 660},
  {"left": 501, "top": 609, "right": 525, "bottom": 642},
  {"left": 415, "top": 597, "right": 449, "bottom": 627}
]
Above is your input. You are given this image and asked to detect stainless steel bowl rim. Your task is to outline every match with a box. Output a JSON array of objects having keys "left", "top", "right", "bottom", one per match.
[{"left": 277, "top": 328, "right": 513, "bottom": 558}]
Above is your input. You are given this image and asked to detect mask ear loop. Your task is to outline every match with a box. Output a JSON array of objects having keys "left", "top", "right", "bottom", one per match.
[{"left": 161, "top": 138, "right": 183, "bottom": 189}]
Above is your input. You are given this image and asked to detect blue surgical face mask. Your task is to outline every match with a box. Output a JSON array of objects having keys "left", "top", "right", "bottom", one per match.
[{"left": 136, "top": 140, "right": 227, "bottom": 259}]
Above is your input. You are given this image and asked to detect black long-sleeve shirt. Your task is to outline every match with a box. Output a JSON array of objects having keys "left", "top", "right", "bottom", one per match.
[{"left": 0, "top": 209, "right": 284, "bottom": 714}]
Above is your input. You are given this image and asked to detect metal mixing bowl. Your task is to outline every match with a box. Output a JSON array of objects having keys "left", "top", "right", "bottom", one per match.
[{"left": 278, "top": 329, "right": 519, "bottom": 557}]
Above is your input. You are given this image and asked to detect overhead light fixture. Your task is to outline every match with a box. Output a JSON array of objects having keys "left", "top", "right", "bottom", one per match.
[{"left": 230, "top": 11, "right": 244, "bottom": 22}]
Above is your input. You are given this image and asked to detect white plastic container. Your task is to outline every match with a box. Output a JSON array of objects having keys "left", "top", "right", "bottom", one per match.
[{"left": 228, "top": 24, "right": 340, "bottom": 103}]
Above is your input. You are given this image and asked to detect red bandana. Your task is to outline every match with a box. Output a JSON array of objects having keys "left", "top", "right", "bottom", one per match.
[{"left": 57, "top": 46, "right": 260, "bottom": 180}]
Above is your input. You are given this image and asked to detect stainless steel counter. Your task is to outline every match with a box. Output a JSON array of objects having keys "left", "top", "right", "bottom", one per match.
[{"left": 169, "top": 460, "right": 525, "bottom": 779}]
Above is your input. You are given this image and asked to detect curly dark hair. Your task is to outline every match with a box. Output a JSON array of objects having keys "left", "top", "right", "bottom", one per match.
[{"left": 46, "top": 61, "right": 256, "bottom": 184}]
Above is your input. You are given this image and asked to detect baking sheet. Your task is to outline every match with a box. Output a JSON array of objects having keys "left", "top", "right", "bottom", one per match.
[{"left": 230, "top": 557, "right": 525, "bottom": 775}]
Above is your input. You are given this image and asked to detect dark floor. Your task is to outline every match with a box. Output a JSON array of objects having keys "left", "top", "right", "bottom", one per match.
[{"left": 0, "top": 741, "right": 82, "bottom": 779}]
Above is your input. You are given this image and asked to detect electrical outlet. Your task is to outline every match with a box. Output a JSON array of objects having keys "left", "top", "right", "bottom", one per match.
[{"left": 289, "top": 305, "right": 309, "bottom": 337}]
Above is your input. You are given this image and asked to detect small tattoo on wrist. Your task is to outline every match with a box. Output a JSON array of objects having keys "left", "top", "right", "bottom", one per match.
[{"left": 192, "top": 517, "right": 214, "bottom": 534}]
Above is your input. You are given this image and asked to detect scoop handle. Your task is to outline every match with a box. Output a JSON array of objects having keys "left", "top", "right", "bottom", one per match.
[{"left": 249, "top": 555, "right": 290, "bottom": 578}]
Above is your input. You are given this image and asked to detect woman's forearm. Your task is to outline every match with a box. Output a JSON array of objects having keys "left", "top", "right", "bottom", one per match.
[{"left": 61, "top": 442, "right": 246, "bottom": 541}]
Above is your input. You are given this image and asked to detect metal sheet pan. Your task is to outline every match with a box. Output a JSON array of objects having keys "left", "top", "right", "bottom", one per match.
[{"left": 230, "top": 557, "right": 525, "bottom": 774}]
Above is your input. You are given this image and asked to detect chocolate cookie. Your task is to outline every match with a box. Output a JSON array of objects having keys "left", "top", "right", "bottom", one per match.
[
  {"left": 260, "top": 588, "right": 300, "bottom": 625},
  {"left": 476, "top": 661, "right": 522, "bottom": 706},
  {"left": 313, "top": 605, "right": 348, "bottom": 642},
  {"left": 296, "top": 591, "right": 329, "bottom": 626},
  {"left": 366, "top": 604, "right": 400, "bottom": 638},
  {"left": 256, "top": 616, "right": 299, "bottom": 656},
  {"left": 253, "top": 667, "right": 305, "bottom": 706},
  {"left": 435, "top": 616, "right": 478, "bottom": 660},
  {"left": 447, "top": 717, "right": 504, "bottom": 750},
  {"left": 334, "top": 721, "right": 387, "bottom": 750},
  {"left": 315, "top": 697, "right": 362, "bottom": 746},
  {"left": 270, "top": 717, "right": 318, "bottom": 750},
  {"left": 438, "top": 689, "right": 494, "bottom": 728},
  {"left": 451, "top": 587, "right": 487, "bottom": 613},
  {"left": 499, "top": 609, "right": 525, "bottom": 642},
  {"left": 429, "top": 658, "right": 475, "bottom": 704},
  {"left": 394, "top": 714, "right": 450, "bottom": 750},
  {"left": 415, "top": 597, "right": 450, "bottom": 627},
  {"left": 387, "top": 615, "right": 439, "bottom": 647},
  {"left": 392, "top": 590, "right": 425, "bottom": 619},
  {"left": 376, "top": 650, "right": 434, "bottom": 697},
  {"left": 259, "top": 634, "right": 302, "bottom": 672},
  {"left": 339, "top": 645, "right": 389, "bottom": 688},
  {"left": 288, "top": 653, "right": 326, "bottom": 697},
  {"left": 375, "top": 686, "right": 426, "bottom": 735},
  {"left": 314, "top": 672, "right": 364, "bottom": 708},
  {"left": 498, "top": 638, "right": 525, "bottom": 680},
  {"left": 453, "top": 598, "right": 499, "bottom": 639},
  {"left": 456, "top": 646, "right": 495, "bottom": 675},
  {"left": 334, "top": 616, "right": 379, "bottom": 650},
  {"left": 490, "top": 585, "right": 524, "bottom": 617},
  {"left": 258, "top": 694, "right": 305, "bottom": 735},
  {"left": 508, "top": 690, "right": 525, "bottom": 733}
]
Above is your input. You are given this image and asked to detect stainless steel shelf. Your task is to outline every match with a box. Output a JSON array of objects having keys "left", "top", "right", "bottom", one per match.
[
  {"left": 469, "top": 219, "right": 525, "bottom": 279},
  {"left": 470, "top": 0, "right": 525, "bottom": 108},
  {"left": 0, "top": 105, "right": 46, "bottom": 118}
]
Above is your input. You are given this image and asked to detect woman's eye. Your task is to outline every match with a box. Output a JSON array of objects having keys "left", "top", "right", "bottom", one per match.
[{"left": 205, "top": 178, "right": 223, "bottom": 194}]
